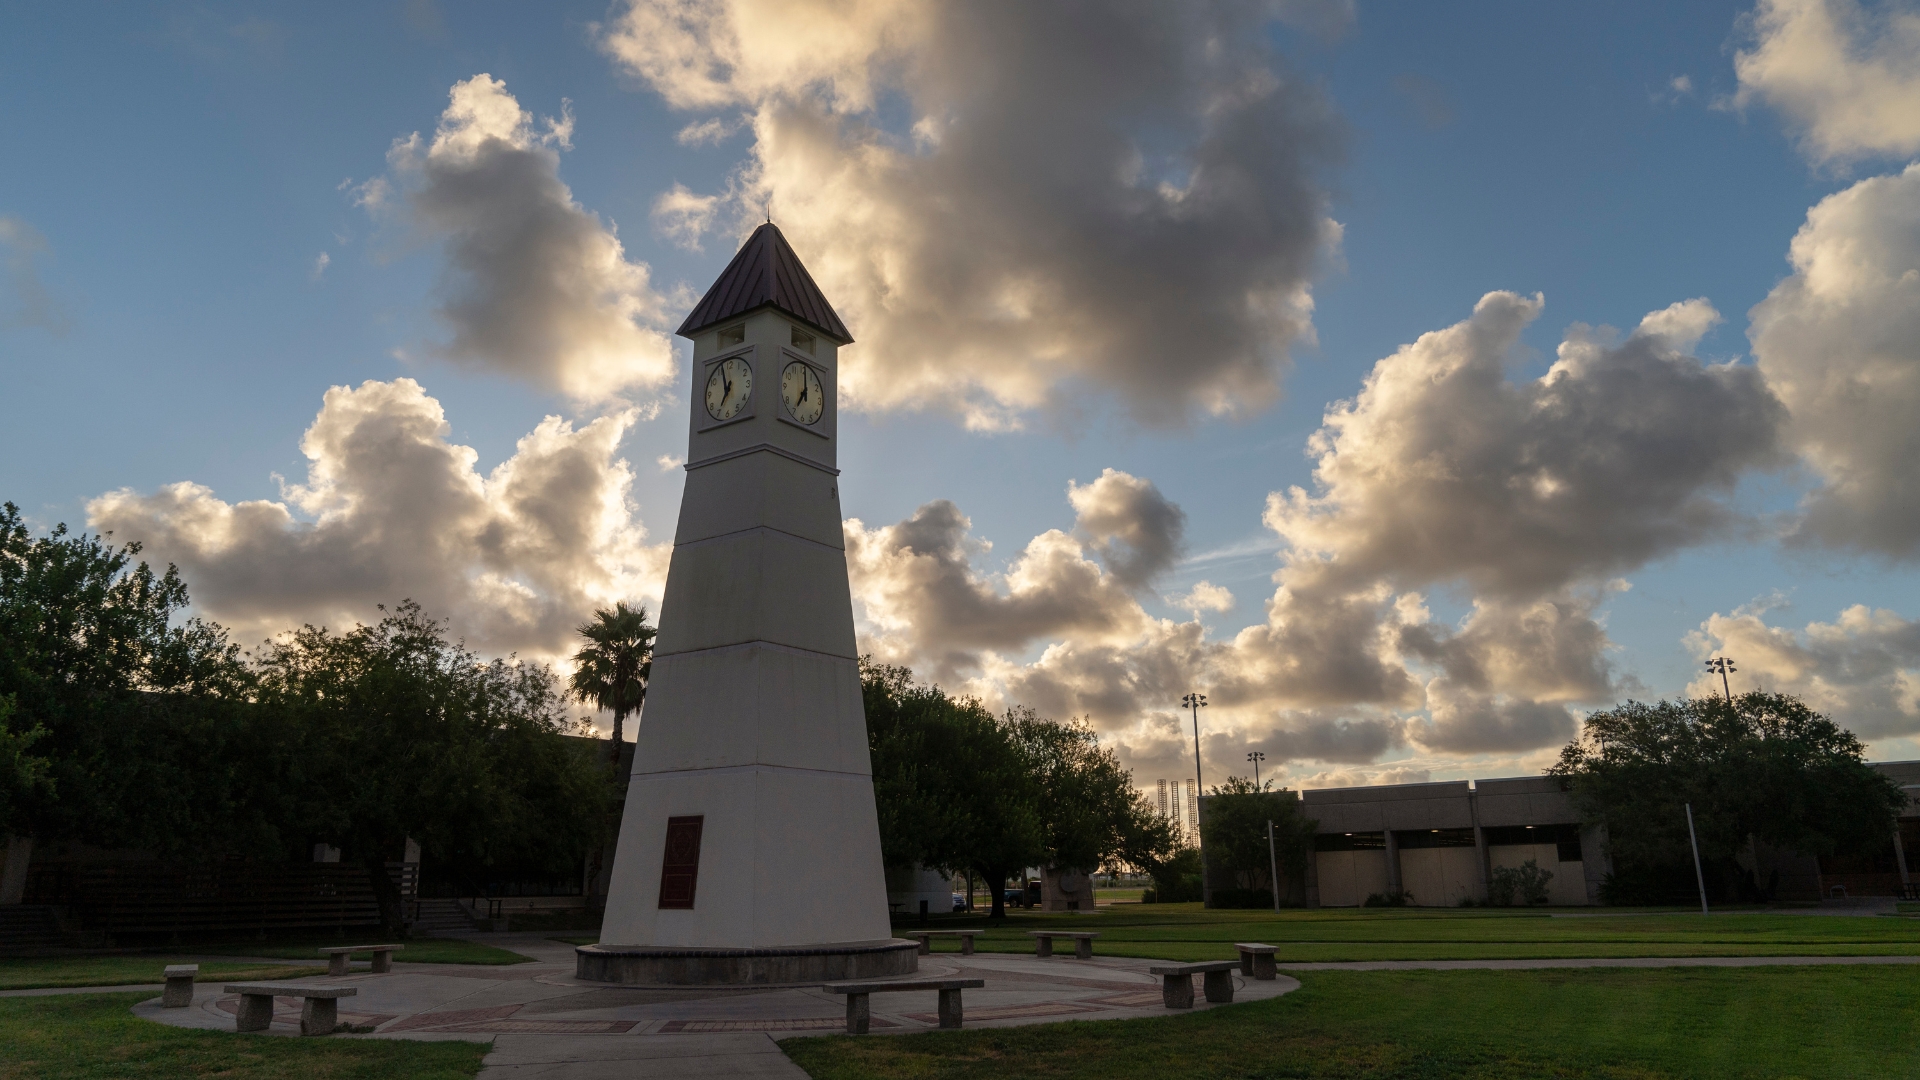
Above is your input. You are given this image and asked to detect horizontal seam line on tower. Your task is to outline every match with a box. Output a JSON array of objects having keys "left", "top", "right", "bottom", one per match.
[
  {"left": 630, "top": 763, "right": 873, "bottom": 781},
  {"left": 654, "top": 639, "right": 856, "bottom": 663},
  {"left": 684, "top": 443, "right": 840, "bottom": 476},
  {"left": 673, "top": 525, "right": 844, "bottom": 554}
]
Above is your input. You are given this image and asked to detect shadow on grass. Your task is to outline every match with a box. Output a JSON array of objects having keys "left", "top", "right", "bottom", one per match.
[
  {"left": 784, "top": 966, "right": 1920, "bottom": 1080},
  {"left": 0, "top": 992, "right": 487, "bottom": 1080}
]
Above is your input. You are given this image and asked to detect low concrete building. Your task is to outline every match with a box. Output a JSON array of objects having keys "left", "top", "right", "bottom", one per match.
[
  {"left": 1297, "top": 776, "right": 1609, "bottom": 907},
  {"left": 1254, "top": 762, "right": 1920, "bottom": 907}
]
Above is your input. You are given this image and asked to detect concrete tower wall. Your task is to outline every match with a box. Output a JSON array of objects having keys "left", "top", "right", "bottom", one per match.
[{"left": 595, "top": 293, "right": 896, "bottom": 962}]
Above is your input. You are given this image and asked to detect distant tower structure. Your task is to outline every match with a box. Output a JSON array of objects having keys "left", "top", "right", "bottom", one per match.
[
  {"left": 578, "top": 224, "right": 914, "bottom": 985},
  {"left": 1155, "top": 778, "right": 1199, "bottom": 845}
]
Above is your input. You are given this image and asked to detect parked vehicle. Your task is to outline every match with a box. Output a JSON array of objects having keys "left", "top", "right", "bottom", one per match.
[{"left": 952, "top": 893, "right": 967, "bottom": 912}]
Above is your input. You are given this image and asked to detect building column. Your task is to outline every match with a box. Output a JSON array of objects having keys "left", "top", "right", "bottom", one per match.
[
  {"left": 1467, "top": 788, "right": 1490, "bottom": 903},
  {"left": 1384, "top": 829, "right": 1402, "bottom": 896}
]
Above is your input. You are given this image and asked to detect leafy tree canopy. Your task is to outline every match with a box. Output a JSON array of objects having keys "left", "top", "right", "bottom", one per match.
[
  {"left": 0, "top": 502, "right": 251, "bottom": 844},
  {"left": 254, "top": 601, "right": 610, "bottom": 931},
  {"left": 1550, "top": 692, "right": 1905, "bottom": 893},
  {"left": 1199, "top": 775, "right": 1317, "bottom": 898},
  {"left": 861, "top": 660, "right": 1174, "bottom": 918}
]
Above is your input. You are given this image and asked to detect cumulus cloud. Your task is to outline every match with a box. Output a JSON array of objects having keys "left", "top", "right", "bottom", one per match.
[
  {"left": 845, "top": 294, "right": 1793, "bottom": 783},
  {"left": 1732, "top": 0, "right": 1920, "bottom": 164},
  {"left": 365, "top": 75, "right": 676, "bottom": 405},
  {"left": 1069, "top": 469, "right": 1186, "bottom": 589},
  {"left": 1245, "top": 712, "right": 1406, "bottom": 765},
  {"left": 0, "top": 215, "right": 70, "bottom": 333},
  {"left": 1172, "top": 581, "right": 1235, "bottom": 615},
  {"left": 846, "top": 496, "right": 1162, "bottom": 677},
  {"left": 1295, "top": 765, "right": 1432, "bottom": 789},
  {"left": 88, "top": 378, "right": 669, "bottom": 662},
  {"left": 1688, "top": 602, "right": 1920, "bottom": 741},
  {"left": 651, "top": 183, "right": 721, "bottom": 250},
  {"left": 1750, "top": 163, "right": 1920, "bottom": 557},
  {"left": 600, "top": 0, "right": 1345, "bottom": 429},
  {"left": 1266, "top": 292, "right": 1785, "bottom": 599}
]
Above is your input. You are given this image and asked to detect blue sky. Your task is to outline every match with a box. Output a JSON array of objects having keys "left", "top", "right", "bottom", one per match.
[{"left": 5, "top": 0, "right": 1920, "bottom": 786}]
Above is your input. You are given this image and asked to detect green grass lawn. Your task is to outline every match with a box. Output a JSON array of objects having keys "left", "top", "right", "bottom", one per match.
[
  {"left": 0, "top": 937, "right": 529, "bottom": 991},
  {"left": 0, "top": 957, "right": 325, "bottom": 991},
  {"left": 0, "top": 992, "right": 486, "bottom": 1080},
  {"left": 903, "top": 904, "right": 1920, "bottom": 962},
  {"left": 786, "top": 965, "right": 1920, "bottom": 1080},
  {"left": 192, "top": 938, "right": 534, "bottom": 965}
]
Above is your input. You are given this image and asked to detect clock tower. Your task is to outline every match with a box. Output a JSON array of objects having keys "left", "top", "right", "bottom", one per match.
[{"left": 578, "top": 224, "right": 914, "bottom": 984}]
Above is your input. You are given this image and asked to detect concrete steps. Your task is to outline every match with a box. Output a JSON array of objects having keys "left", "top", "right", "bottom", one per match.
[{"left": 410, "top": 898, "right": 483, "bottom": 937}]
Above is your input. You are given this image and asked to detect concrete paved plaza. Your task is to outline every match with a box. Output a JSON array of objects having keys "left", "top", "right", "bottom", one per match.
[{"left": 133, "top": 933, "right": 1297, "bottom": 1078}]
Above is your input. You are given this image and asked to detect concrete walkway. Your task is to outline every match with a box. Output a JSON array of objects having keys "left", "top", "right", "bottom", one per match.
[{"left": 131, "top": 933, "right": 1295, "bottom": 1078}]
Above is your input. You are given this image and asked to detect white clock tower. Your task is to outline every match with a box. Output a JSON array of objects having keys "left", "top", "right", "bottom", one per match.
[{"left": 578, "top": 224, "right": 913, "bottom": 985}]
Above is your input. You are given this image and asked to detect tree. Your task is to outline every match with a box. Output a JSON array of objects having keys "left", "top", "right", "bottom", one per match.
[
  {"left": 0, "top": 503, "right": 254, "bottom": 850},
  {"left": 254, "top": 602, "right": 610, "bottom": 933},
  {"left": 1006, "top": 709, "right": 1177, "bottom": 877},
  {"left": 568, "top": 602, "right": 655, "bottom": 766},
  {"left": 1550, "top": 692, "right": 1906, "bottom": 902},
  {"left": 1198, "top": 775, "right": 1317, "bottom": 904},
  {"left": 862, "top": 663, "right": 1174, "bottom": 919},
  {"left": 862, "top": 661, "right": 1043, "bottom": 920},
  {"left": 0, "top": 695, "right": 51, "bottom": 837},
  {"left": 1145, "top": 845, "right": 1203, "bottom": 903}
]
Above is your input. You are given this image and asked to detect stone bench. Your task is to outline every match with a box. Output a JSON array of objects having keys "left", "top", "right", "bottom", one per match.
[
  {"left": 319, "top": 944, "right": 403, "bottom": 976},
  {"left": 1027, "top": 930, "right": 1099, "bottom": 959},
  {"left": 823, "top": 978, "right": 986, "bottom": 1034},
  {"left": 225, "top": 983, "right": 358, "bottom": 1036},
  {"left": 1234, "top": 942, "right": 1278, "bottom": 980},
  {"left": 1147, "top": 961, "right": 1239, "bottom": 1009},
  {"left": 904, "top": 930, "right": 985, "bottom": 955},
  {"left": 162, "top": 964, "right": 198, "bottom": 1008}
]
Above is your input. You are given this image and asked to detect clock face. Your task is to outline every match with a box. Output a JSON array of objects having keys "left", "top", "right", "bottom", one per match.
[
  {"left": 781, "top": 361, "right": 825, "bottom": 425},
  {"left": 704, "top": 356, "right": 753, "bottom": 421}
]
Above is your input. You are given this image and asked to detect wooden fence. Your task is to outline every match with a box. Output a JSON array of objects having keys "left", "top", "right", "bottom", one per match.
[{"left": 24, "top": 862, "right": 414, "bottom": 936}]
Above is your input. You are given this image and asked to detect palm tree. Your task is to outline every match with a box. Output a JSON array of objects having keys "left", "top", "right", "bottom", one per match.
[{"left": 569, "top": 602, "right": 655, "bottom": 766}]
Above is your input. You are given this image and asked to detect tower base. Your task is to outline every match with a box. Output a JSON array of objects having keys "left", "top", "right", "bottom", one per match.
[{"left": 575, "top": 939, "right": 919, "bottom": 986}]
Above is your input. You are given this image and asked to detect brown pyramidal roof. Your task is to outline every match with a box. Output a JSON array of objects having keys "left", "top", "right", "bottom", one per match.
[{"left": 675, "top": 223, "right": 853, "bottom": 345}]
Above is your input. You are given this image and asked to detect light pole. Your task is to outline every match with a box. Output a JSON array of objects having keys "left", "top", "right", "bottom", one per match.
[
  {"left": 1686, "top": 802, "right": 1710, "bottom": 916},
  {"left": 1182, "top": 692, "right": 1209, "bottom": 905},
  {"left": 1182, "top": 693, "right": 1208, "bottom": 797},
  {"left": 1247, "top": 751, "right": 1266, "bottom": 790},
  {"left": 1704, "top": 656, "right": 1736, "bottom": 704}
]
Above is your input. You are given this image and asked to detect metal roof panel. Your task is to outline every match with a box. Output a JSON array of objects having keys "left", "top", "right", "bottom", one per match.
[{"left": 675, "top": 223, "right": 853, "bottom": 344}]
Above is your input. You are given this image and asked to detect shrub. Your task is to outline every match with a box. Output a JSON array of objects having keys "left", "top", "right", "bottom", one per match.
[
  {"left": 1147, "top": 847, "right": 1204, "bottom": 903},
  {"left": 1207, "top": 887, "right": 1273, "bottom": 909},
  {"left": 1363, "top": 889, "right": 1414, "bottom": 907},
  {"left": 1489, "top": 859, "right": 1553, "bottom": 906}
]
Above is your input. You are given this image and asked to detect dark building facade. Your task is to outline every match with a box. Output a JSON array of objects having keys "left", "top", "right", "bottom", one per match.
[{"left": 1205, "top": 761, "right": 1920, "bottom": 908}]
